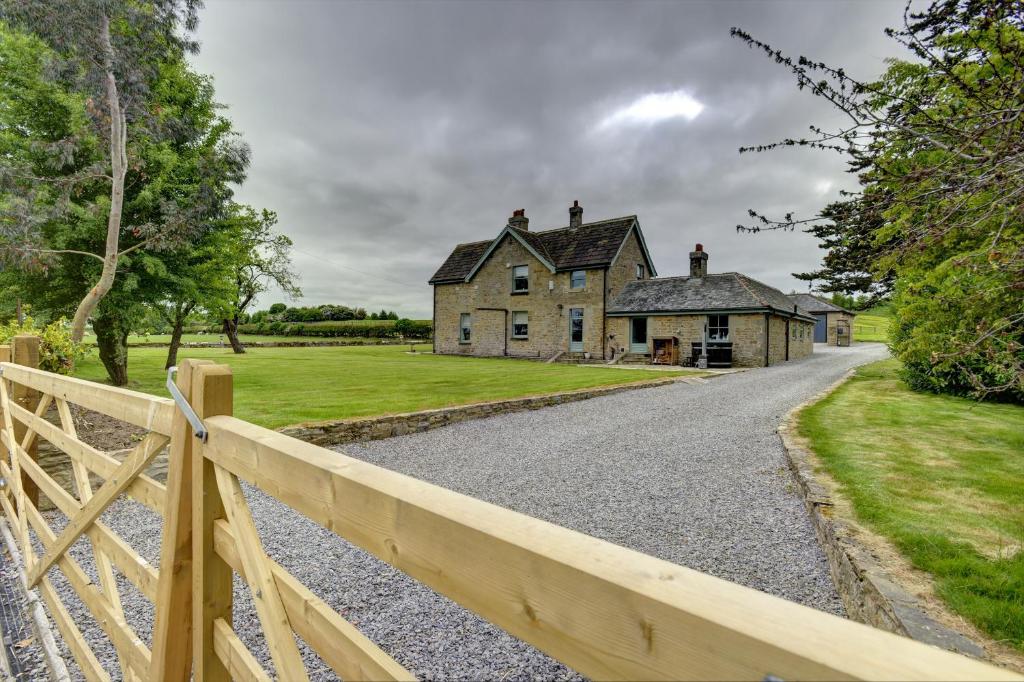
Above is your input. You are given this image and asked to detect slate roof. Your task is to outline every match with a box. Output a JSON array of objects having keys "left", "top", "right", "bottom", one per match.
[
  {"left": 429, "top": 216, "right": 646, "bottom": 283},
  {"left": 785, "top": 293, "right": 857, "bottom": 316},
  {"left": 429, "top": 240, "right": 491, "bottom": 284},
  {"left": 608, "top": 273, "right": 817, "bottom": 321}
]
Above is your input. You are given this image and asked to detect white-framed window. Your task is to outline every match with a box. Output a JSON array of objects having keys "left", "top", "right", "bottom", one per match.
[
  {"left": 459, "top": 313, "right": 471, "bottom": 343},
  {"left": 512, "top": 265, "right": 529, "bottom": 292},
  {"left": 512, "top": 311, "right": 528, "bottom": 339},
  {"left": 636, "top": 263, "right": 645, "bottom": 280},
  {"left": 708, "top": 314, "right": 729, "bottom": 341},
  {"left": 570, "top": 270, "right": 586, "bottom": 289}
]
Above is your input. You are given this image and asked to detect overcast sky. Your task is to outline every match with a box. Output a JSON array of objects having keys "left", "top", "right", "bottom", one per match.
[{"left": 189, "top": 0, "right": 906, "bottom": 318}]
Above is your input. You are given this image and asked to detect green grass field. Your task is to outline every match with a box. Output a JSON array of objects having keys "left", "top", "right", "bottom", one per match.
[
  {"left": 799, "top": 359, "right": 1024, "bottom": 650},
  {"left": 82, "top": 333, "right": 390, "bottom": 346},
  {"left": 854, "top": 304, "right": 891, "bottom": 343},
  {"left": 74, "top": 345, "right": 695, "bottom": 429}
]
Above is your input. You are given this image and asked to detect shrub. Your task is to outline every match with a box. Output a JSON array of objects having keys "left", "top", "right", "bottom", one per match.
[{"left": 0, "top": 316, "right": 87, "bottom": 375}]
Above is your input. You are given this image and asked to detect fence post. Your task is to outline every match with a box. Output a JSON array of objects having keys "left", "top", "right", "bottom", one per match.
[
  {"left": 11, "top": 335, "right": 40, "bottom": 509},
  {"left": 0, "top": 345, "right": 9, "bottom": 478},
  {"left": 151, "top": 359, "right": 210, "bottom": 681},
  {"left": 191, "top": 363, "right": 233, "bottom": 682}
]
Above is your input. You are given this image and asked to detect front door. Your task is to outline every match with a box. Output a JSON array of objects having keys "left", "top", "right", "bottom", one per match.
[
  {"left": 814, "top": 314, "right": 827, "bottom": 343},
  {"left": 569, "top": 308, "right": 584, "bottom": 352},
  {"left": 630, "top": 317, "right": 648, "bottom": 354}
]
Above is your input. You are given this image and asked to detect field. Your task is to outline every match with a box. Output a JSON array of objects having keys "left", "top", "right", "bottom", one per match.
[
  {"left": 799, "top": 359, "right": 1024, "bottom": 651},
  {"left": 73, "top": 345, "right": 696, "bottom": 428},
  {"left": 82, "top": 333, "right": 390, "bottom": 346},
  {"left": 854, "top": 304, "right": 891, "bottom": 343}
]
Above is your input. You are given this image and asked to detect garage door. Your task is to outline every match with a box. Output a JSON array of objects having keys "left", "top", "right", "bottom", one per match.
[{"left": 814, "top": 314, "right": 827, "bottom": 343}]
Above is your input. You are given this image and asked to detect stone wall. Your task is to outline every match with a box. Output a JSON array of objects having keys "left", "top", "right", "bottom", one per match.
[
  {"left": 731, "top": 313, "right": 768, "bottom": 367},
  {"left": 279, "top": 374, "right": 683, "bottom": 446},
  {"left": 778, "top": 377, "right": 984, "bottom": 658},
  {"left": 767, "top": 314, "right": 788, "bottom": 366},
  {"left": 434, "top": 235, "right": 607, "bottom": 359},
  {"left": 826, "top": 311, "right": 856, "bottom": 345},
  {"left": 788, "top": 319, "right": 814, "bottom": 360},
  {"left": 434, "top": 229, "right": 650, "bottom": 361}
]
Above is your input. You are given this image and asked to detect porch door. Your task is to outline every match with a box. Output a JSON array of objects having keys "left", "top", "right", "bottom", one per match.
[
  {"left": 814, "top": 314, "right": 827, "bottom": 343},
  {"left": 569, "top": 308, "right": 584, "bottom": 352},
  {"left": 630, "top": 317, "right": 648, "bottom": 353}
]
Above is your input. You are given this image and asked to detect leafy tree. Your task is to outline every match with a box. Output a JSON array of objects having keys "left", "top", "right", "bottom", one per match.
[
  {"left": 216, "top": 206, "right": 300, "bottom": 353},
  {"left": 268, "top": 302, "right": 287, "bottom": 315},
  {"left": 0, "top": 2, "right": 253, "bottom": 345},
  {"left": 733, "top": 0, "right": 1024, "bottom": 401}
]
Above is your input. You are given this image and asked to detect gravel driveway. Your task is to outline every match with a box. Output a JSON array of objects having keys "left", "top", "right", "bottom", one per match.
[{"left": 44, "top": 343, "right": 887, "bottom": 681}]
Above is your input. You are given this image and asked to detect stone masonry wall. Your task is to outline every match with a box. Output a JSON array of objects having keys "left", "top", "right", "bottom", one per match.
[
  {"left": 730, "top": 313, "right": 768, "bottom": 367},
  {"left": 435, "top": 228, "right": 649, "bottom": 360},
  {"left": 826, "top": 311, "right": 856, "bottom": 345},
  {"left": 767, "top": 315, "right": 788, "bottom": 366},
  {"left": 435, "top": 235, "right": 606, "bottom": 358},
  {"left": 788, "top": 319, "right": 814, "bottom": 360}
]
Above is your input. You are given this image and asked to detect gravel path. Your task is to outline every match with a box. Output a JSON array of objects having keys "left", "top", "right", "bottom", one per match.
[{"left": 43, "top": 343, "right": 887, "bottom": 680}]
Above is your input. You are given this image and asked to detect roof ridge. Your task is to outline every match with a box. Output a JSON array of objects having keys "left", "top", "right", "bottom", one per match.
[{"left": 530, "top": 214, "right": 637, "bottom": 234}]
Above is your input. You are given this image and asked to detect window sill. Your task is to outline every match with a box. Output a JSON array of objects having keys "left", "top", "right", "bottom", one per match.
[
  {"left": 511, "top": 290, "right": 529, "bottom": 296},
  {"left": 459, "top": 341, "right": 471, "bottom": 345},
  {"left": 511, "top": 336, "right": 528, "bottom": 341}
]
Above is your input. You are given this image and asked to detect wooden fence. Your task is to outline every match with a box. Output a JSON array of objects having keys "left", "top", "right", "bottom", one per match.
[{"left": 0, "top": 334, "right": 1017, "bottom": 681}]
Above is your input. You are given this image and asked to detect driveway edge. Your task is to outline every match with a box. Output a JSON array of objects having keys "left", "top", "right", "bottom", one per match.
[
  {"left": 278, "top": 374, "right": 701, "bottom": 447},
  {"left": 778, "top": 369, "right": 986, "bottom": 658}
]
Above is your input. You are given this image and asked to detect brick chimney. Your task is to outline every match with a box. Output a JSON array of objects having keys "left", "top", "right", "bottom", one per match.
[
  {"left": 689, "top": 243, "right": 708, "bottom": 277},
  {"left": 508, "top": 208, "right": 529, "bottom": 231},
  {"left": 569, "top": 200, "right": 583, "bottom": 228}
]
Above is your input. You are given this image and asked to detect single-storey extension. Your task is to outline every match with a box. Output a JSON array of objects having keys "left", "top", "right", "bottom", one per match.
[
  {"left": 430, "top": 203, "right": 816, "bottom": 367},
  {"left": 784, "top": 293, "right": 857, "bottom": 345}
]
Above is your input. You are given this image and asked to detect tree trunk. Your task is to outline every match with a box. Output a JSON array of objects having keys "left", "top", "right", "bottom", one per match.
[
  {"left": 93, "top": 311, "right": 129, "bottom": 387},
  {"left": 165, "top": 306, "right": 186, "bottom": 370},
  {"left": 15, "top": 298, "right": 23, "bottom": 325},
  {"left": 222, "top": 317, "right": 245, "bottom": 354},
  {"left": 70, "top": 15, "right": 126, "bottom": 343}
]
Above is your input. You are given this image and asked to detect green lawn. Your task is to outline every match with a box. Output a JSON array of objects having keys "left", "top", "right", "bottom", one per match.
[
  {"left": 74, "top": 345, "right": 694, "bottom": 429},
  {"left": 854, "top": 304, "right": 891, "bottom": 343},
  {"left": 82, "top": 333, "right": 391, "bottom": 346},
  {"left": 799, "top": 359, "right": 1024, "bottom": 650}
]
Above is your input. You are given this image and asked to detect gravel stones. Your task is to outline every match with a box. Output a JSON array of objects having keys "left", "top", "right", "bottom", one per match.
[{"left": 42, "top": 344, "right": 886, "bottom": 680}]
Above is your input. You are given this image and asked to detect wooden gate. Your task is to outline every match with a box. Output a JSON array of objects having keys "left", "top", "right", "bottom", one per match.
[{"left": 0, "top": 335, "right": 1017, "bottom": 681}]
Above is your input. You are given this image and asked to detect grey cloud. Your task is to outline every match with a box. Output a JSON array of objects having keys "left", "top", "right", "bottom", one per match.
[{"left": 191, "top": 0, "right": 906, "bottom": 317}]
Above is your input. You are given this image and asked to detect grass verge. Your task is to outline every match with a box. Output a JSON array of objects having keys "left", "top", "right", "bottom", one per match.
[
  {"left": 798, "top": 359, "right": 1024, "bottom": 651},
  {"left": 74, "top": 344, "right": 699, "bottom": 429}
]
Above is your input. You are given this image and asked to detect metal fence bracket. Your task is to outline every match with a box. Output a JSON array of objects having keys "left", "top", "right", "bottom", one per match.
[{"left": 166, "top": 366, "right": 208, "bottom": 442}]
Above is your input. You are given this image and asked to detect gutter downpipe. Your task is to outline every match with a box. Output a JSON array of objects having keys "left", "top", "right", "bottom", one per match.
[
  {"left": 764, "top": 312, "right": 771, "bottom": 366},
  {"left": 602, "top": 268, "right": 608, "bottom": 360},
  {"left": 432, "top": 285, "right": 437, "bottom": 354}
]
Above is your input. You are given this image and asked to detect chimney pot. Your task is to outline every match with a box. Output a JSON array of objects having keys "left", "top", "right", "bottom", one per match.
[
  {"left": 695, "top": 243, "right": 703, "bottom": 252},
  {"left": 569, "top": 200, "right": 583, "bottom": 229}
]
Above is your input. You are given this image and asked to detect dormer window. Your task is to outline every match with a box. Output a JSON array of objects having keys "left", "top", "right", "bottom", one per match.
[
  {"left": 512, "top": 265, "right": 529, "bottom": 293},
  {"left": 636, "top": 264, "right": 645, "bottom": 280}
]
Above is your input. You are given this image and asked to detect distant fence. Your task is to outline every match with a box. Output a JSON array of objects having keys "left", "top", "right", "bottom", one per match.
[{"left": 0, "top": 333, "right": 1017, "bottom": 681}]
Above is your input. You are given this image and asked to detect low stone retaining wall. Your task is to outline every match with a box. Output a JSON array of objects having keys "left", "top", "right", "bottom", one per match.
[
  {"left": 279, "top": 375, "right": 685, "bottom": 447},
  {"left": 128, "top": 339, "right": 428, "bottom": 349},
  {"left": 778, "top": 372, "right": 984, "bottom": 658}
]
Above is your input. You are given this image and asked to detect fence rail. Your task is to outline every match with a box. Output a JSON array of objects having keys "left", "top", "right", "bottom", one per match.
[{"left": 0, "top": 334, "right": 1017, "bottom": 681}]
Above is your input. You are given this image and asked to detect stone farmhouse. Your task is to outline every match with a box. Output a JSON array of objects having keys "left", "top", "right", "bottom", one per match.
[
  {"left": 429, "top": 204, "right": 816, "bottom": 367},
  {"left": 785, "top": 293, "right": 857, "bottom": 345}
]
